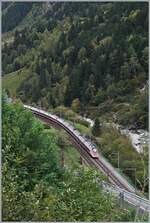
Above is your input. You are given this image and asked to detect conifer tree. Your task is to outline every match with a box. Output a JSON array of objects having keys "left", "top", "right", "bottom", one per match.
[{"left": 92, "top": 117, "right": 100, "bottom": 136}]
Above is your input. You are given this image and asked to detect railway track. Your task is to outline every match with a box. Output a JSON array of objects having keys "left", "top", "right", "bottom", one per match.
[{"left": 24, "top": 105, "right": 150, "bottom": 213}]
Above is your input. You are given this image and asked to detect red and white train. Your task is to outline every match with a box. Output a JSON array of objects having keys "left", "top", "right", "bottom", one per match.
[{"left": 24, "top": 105, "right": 99, "bottom": 159}]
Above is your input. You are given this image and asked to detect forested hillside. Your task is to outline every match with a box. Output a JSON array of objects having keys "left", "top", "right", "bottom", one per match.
[
  {"left": 2, "top": 2, "right": 33, "bottom": 32},
  {"left": 2, "top": 2, "right": 149, "bottom": 220},
  {"left": 3, "top": 93, "right": 143, "bottom": 221},
  {"left": 2, "top": 2, "right": 148, "bottom": 130}
]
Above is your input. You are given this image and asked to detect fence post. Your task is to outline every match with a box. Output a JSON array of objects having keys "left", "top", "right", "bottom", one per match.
[
  {"left": 79, "top": 156, "right": 83, "bottom": 165},
  {"left": 119, "top": 191, "right": 124, "bottom": 208},
  {"left": 134, "top": 200, "right": 141, "bottom": 222}
]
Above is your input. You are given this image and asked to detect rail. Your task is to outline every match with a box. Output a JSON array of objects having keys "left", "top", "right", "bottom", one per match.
[
  {"left": 24, "top": 105, "right": 150, "bottom": 213},
  {"left": 101, "top": 181, "right": 149, "bottom": 212}
]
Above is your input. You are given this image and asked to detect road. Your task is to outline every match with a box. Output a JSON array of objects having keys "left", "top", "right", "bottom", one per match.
[{"left": 24, "top": 105, "right": 149, "bottom": 213}]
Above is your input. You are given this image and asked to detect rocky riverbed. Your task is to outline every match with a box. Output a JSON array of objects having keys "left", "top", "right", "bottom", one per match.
[
  {"left": 111, "top": 123, "right": 148, "bottom": 153},
  {"left": 80, "top": 116, "right": 148, "bottom": 154}
]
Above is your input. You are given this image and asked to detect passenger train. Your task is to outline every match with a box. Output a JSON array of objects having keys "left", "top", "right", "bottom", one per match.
[{"left": 24, "top": 104, "right": 99, "bottom": 159}]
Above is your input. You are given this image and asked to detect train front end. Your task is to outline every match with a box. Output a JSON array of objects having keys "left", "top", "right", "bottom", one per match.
[{"left": 90, "top": 148, "right": 99, "bottom": 158}]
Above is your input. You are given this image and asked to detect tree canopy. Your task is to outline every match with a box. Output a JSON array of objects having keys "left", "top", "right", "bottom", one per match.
[
  {"left": 2, "top": 2, "right": 148, "bottom": 129},
  {"left": 2, "top": 93, "right": 144, "bottom": 221}
]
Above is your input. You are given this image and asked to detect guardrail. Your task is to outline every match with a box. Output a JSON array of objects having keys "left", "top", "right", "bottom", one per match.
[{"left": 101, "top": 181, "right": 149, "bottom": 213}]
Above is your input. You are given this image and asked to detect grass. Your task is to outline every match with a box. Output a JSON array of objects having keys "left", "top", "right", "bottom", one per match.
[
  {"left": 74, "top": 123, "right": 91, "bottom": 135},
  {"left": 2, "top": 68, "right": 29, "bottom": 96},
  {"left": 45, "top": 116, "right": 91, "bottom": 169},
  {"left": 64, "top": 146, "right": 80, "bottom": 169},
  {"left": 45, "top": 127, "right": 81, "bottom": 169}
]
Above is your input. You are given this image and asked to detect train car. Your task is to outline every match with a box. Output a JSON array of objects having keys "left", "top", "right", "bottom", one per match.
[
  {"left": 89, "top": 144, "right": 99, "bottom": 158},
  {"left": 81, "top": 136, "right": 99, "bottom": 159},
  {"left": 24, "top": 104, "right": 99, "bottom": 159}
]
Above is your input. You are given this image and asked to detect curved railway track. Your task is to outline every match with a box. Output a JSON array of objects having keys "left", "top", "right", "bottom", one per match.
[{"left": 24, "top": 105, "right": 149, "bottom": 213}]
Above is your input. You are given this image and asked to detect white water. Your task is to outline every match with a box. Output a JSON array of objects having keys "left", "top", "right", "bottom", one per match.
[{"left": 81, "top": 116, "right": 94, "bottom": 127}]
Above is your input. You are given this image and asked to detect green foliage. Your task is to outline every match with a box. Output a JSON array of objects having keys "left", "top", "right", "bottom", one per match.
[
  {"left": 2, "top": 2, "right": 148, "bottom": 129},
  {"left": 2, "top": 68, "right": 29, "bottom": 97},
  {"left": 98, "top": 125, "right": 148, "bottom": 193},
  {"left": 2, "top": 98, "right": 63, "bottom": 220},
  {"left": 74, "top": 123, "right": 90, "bottom": 135},
  {"left": 54, "top": 169, "right": 135, "bottom": 222},
  {"left": 2, "top": 96, "right": 142, "bottom": 221},
  {"left": 117, "top": 86, "right": 148, "bottom": 129},
  {"left": 71, "top": 98, "right": 81, "bottom": 112},
  {"left": 64, "top": 145, "right": 80, "bottom": 169},
  {"left": 92, "top": 118, "right": 101, "bottom": 136},
  {"left": 2, "top": 2, "right": 33, "bottom": 32},
  {"left": 1, "top": 2, "right": 149, "bottom": 219},
  {"left": 2, "top": 2, "right": 148, "bottom": 118},
  {"left": 52, "top": 106, "right": 89, "bottom": 128}
]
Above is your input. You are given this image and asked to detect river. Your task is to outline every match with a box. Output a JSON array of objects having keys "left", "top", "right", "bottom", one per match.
[{"left": 80, "top": 116, "right": 148, "bottom": 154}]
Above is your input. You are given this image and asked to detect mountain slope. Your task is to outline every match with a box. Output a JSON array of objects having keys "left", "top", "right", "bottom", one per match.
[
  {"left": 2, "top": 2, "right": 33, "bottom": 32},
  {"left": 2, "top": 2, "right": 148, "bottom": 129}
]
